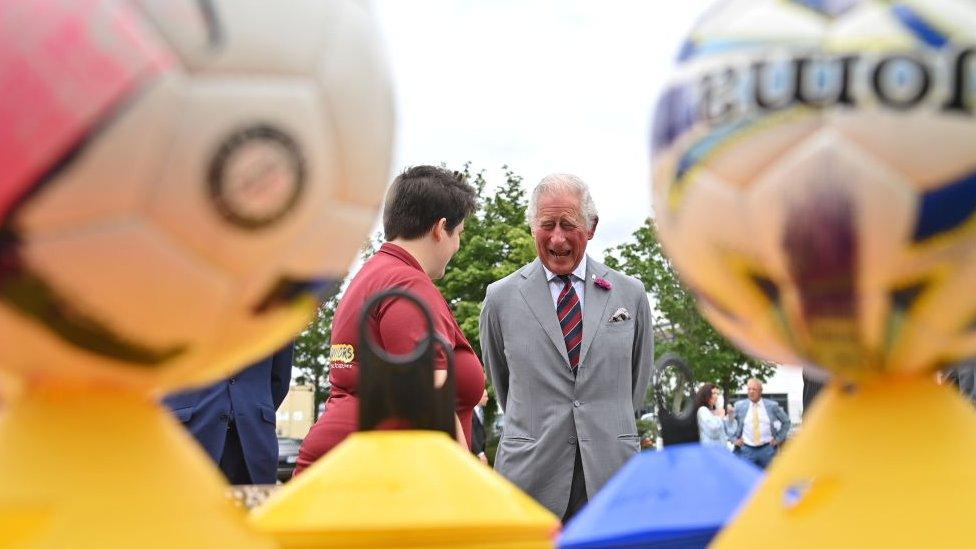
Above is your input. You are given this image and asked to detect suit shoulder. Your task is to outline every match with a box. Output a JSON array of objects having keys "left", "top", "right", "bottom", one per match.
[{"left": 766, "top": 399, "right": 786, "bottom": 411}]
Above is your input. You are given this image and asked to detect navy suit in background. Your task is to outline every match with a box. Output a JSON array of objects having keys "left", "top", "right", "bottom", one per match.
[
  {"left": 164, "top": 342, "right": 294, "bottom": 484},
  {"left": 471, "top": 406, "right": 487, "bottom": 457}
]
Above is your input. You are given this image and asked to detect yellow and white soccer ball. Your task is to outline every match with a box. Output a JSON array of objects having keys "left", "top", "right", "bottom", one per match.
[
  {"left": 652, "top": 0, "right": 976, "bottom": 379},
  {"left": 0, "top": 0, "right": 393, "bottom": 392}
]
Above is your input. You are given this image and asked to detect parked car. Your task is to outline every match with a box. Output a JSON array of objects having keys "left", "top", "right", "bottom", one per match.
[{"left": 277, "top": 437, "right": 302, "bottom": 482}]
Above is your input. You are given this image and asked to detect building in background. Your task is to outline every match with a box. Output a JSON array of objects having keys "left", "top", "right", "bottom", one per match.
[{"left": 276, "top": 385, "right": 315, "bottom": 439}]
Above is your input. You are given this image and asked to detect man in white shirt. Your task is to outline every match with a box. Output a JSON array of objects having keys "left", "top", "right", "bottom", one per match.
[{"left": 732, "top": 378, "right": 791, "bottom": 469}]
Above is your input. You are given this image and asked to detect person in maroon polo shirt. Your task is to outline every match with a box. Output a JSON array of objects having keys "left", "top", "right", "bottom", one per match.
[{"left": 294, "top": 166, "right": 484, "bottom": 476}]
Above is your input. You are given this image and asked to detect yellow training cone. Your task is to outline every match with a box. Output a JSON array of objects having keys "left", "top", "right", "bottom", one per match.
[
  {"left": 251, "top": 431, "right": 560, "bottom": 548},
  {"left": 0, "top": 386, "right": 273, "bottom": 548},
  {"left": 714, "top": 376, "right": 976, "bottom": 548}
]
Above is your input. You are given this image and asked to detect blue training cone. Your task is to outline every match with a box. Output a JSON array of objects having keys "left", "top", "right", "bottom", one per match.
[{"left": 559, "top": 444, "right": 762, "bottom": 548}]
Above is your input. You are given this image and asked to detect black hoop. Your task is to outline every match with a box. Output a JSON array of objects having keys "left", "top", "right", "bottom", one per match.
[
  {"left": 358, "top": 288, "right": 437, "bottom": 367},
  {"left": 654, "top": 353, "right": 696, "bottom": 420},
  {"left": 356, "top": 288, "right": 456, "bottom": 438}
]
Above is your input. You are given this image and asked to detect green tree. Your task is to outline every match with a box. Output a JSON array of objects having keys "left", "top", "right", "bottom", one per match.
[
  {"left": 293, "top": 236, "right": 382, "bottom": 420},
  {"left": 293, "top": 291, "right": 338, "bottom": 421},
  {"left": 436, "top": 165, "right": 536, "bottom": 357},
  {"left": 435, "top": 165, "right": 536, "bottom": 452},
  {"left": 603, "top": 218, "right": 775, "bottom": 403}
]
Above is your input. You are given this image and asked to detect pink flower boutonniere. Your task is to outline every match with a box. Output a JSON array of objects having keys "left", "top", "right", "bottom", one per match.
[{"left": 593, "top": 275, "right": 612, "bottom": 291}]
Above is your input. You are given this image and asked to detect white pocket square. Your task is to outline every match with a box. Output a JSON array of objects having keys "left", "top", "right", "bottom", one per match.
[{"left": 609, "top": 307, "right": 631, "bottom": 322}]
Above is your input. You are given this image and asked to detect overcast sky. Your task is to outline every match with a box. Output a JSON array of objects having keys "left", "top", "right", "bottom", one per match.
[{"left": 373, "top": 1, "right": 713, "bottom": 255}]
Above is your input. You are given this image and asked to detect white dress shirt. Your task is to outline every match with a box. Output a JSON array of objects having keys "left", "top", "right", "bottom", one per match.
[
  {"left": 542, "top": 259, "right": 587, "bottom": 310},
  {"left": 743, "top": 400, "right": 773, "bottom": 446}
]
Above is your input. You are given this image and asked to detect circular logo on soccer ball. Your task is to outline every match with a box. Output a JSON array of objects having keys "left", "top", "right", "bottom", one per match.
[{"left": 207, "top": 125, "right": 306, "bottom": 230}]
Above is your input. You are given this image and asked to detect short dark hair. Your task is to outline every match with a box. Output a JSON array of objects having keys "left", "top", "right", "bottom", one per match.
[
  {"left": 693, "top": 382, "right": 718, "bottom": 411},
  {"left": 383, "top": 165, "right": 478, "bottom": 240}
]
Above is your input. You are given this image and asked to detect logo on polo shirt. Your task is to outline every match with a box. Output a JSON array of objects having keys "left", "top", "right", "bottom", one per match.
[{"left": 329, "top": 344, "right": 355, "bottom": 365}]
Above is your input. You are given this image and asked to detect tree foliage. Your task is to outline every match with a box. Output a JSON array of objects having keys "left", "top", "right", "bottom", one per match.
[
  {"left": 294, "top": 237, "right": 381, "bottom": 420},
  {"left": 293, "top": 291, "right": 338, "bottom": 421},
  {"left": 603, "top": 218, "right": 775, "bottom": 399},
  {"left": 435, "top": 164, "right": 537, "bottom": 433}
]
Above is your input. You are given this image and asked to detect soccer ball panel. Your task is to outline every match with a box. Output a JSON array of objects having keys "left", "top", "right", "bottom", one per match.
[
  {"left": 663, "top": 171, "right": 773, "bottom": 322},
  {"left": 0, "top": 301, "right": 180, "bottom": 390},
  {"left": 824, "top": 2, "right": 918, "bottom": 51},
  {"left": 21, "top": 221, "right": 231, "bottom": 351},
  {"left": 278, "top": 202, "right": 378, "bottom": 280},
  {"left": 316, "top": 0, "right": 395, "bottom": 208},
  {"left": 663, "top": 168, "right": 802, "bottom": 364},
  {"left": 701, "top": 110, "right": 822, "bottom": 188},
  {"left": 829, "top": 109, "right": 976, "bottom": 190},
  {"left": 899, "top": 0, "right": 976, "bottom": 41},
  {"left": 699, "top": 299, "right": 801, "bottom": 365},
  {"left": 748, "top": 128, "right": 917, "bottom": 356},
  {"left": 172, "top": 205, "right": 374, "bottom": 390},
  {"left": 15, "top": 74, "right": 182, "bottom": 235},
  {"left": 147, "top": 78, "right": 339, "bottom": 280},
  {"left": 178, "top": 290, "right": 313, "bottom": 391},
  {"left": 135, "top": 0, "right": 346, "bottom": 75},
  {"left": 697, "top": 0, "right": 826, "bottom": 43},
  {"left": 130, "top": 0, "right": 213, "bottom": 68}
]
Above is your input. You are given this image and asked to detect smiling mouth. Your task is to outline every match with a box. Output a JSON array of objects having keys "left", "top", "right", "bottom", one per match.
[{"left": 549, "top": 250, "right": 572, "bottom": 257}]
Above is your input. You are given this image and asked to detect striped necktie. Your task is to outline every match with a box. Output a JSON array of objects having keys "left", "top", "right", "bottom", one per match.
[{"left": 557, "top": 274, "right": 583, "bottom": 373}]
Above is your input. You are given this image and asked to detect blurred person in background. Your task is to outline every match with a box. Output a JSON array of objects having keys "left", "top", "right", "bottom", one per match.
[
  {"left": 802, "top": 368, "right": 826, "bottom": 417},
  {"left": 693, "top": 382, "right": 736, "bottom": 448},
  {"left": 732, "top": 378, "right": 791, "bottom": 469},
  {"left": 471, "top": 389, "right": 489, "bottom": 465},
  {"left": 164, "top": 342, "right": 294, "bottom": 485},
  {"left": 941, "top": 360, "right": 976, "bottom": 405},
  {"left": 294, "top": 166, "right": 484, "bottom": 476}
]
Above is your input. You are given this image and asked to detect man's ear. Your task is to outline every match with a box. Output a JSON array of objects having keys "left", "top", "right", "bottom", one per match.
[
  {"left": 432, "top": 218, "right": 448, "bottom": 241},
  {"left": 588, "top": 216, "right": 599, "bottom": 240}
]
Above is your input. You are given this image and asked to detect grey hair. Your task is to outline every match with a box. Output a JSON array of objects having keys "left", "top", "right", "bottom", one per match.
[{"left": 526, "top": 173, "right": 599, "bottom": 230}]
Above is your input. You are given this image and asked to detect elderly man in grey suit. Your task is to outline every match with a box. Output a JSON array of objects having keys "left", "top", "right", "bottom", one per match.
[
  {"left": 479, "top": 173, "right": 654, "bottom": 522},
  {"left": 732, "top": 378, "right": 791, "bottom": 469}
]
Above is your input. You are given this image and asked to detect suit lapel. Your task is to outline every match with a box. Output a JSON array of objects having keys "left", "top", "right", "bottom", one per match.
[
  {"left": 519, "top": 259, "right": 570, "bottom": 366},
  {"left": 580, "top": 257, "right": 612, "bottom": 364}
]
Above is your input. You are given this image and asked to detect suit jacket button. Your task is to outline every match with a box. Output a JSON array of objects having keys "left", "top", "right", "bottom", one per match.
[
  {"left": 568, "top": 436, "right": 577, "bottom": 444},
  {"left": 219, "top": 413, "right": 230, "bottom": 422},
  {"left": 573, "top": 400, "right": 581, "bottom": 407}
]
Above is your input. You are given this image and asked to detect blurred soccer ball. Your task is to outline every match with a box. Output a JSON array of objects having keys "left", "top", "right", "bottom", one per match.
[
  {"left": 0, "top": 0, "right": 393, "bottom": 391},
  {"left": 652, "top": 0, "right": 976, "bottom": 379}
]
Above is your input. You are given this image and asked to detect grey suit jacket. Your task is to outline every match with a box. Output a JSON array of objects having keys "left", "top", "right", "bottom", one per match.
[
  {"left": 732, "top": 398, "right": 791, "bottom": 444},
  {"left": 480, "top": 256, "right": 654, "bottom": 516}
]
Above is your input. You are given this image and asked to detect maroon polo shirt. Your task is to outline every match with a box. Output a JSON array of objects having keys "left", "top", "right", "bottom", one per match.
[{"left": 295, "top": 243, "right": 484, "bottom": 475}]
